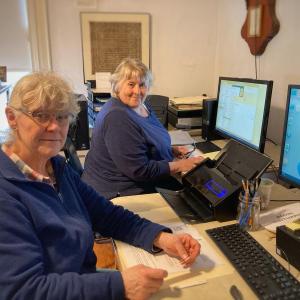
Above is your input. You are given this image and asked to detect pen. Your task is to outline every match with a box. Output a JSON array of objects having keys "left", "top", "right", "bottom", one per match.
[{"left": 230, "top": 285, "right": 244, "bottom": 300}]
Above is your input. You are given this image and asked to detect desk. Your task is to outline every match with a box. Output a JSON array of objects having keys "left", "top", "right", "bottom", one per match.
[{"left": 112, "top": 190, "right": 300, "bottom": 300}]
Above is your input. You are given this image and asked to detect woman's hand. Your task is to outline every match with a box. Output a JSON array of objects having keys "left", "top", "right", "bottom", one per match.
[
  {"left": 169, "top": 156, "right": 204, "bottom": 174},
  {"left": 121, "top": 265, "right": 168, "bottom": 300},
  {"left": 153, "top": 232, "right": 201, "bottom": 267},
  {"left": 172, "top": 146, "right": 190, "bottom": 159}
]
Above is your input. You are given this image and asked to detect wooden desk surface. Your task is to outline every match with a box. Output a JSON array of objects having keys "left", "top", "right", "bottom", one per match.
[{"left": 112, "top": 192, "right": 300, "bottom": 300}]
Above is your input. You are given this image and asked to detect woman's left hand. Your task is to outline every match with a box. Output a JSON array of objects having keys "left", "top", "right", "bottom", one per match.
[{"left": 153, "top": 232, "right": 201, "bottom": 267}]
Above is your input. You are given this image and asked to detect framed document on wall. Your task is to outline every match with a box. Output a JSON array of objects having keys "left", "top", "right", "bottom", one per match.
[{"left": 80, "top": 12, "right": 150, "bottom": 82}]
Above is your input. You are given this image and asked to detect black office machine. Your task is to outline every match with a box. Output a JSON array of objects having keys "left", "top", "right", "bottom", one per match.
[
  {"left": 276, "top": 225, "right": 300, "bottom": 271},
  {"left": 158, "top": 139, "right": 273, "bottom": 223}
]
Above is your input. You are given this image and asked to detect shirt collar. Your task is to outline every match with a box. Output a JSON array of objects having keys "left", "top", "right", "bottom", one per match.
[{"left": 1, "top": 144, "right": 55, "bottom": 185}]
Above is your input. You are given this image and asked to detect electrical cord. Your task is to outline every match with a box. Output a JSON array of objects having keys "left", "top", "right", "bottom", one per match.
[
  {"left": 270, "top": 163, "right": 279, "bottom": 183},
  {"left": 277, "top": 247, "right": 291, "bottom": 273},
  {"left": 266, "top": 137, "right": 278, "bottom": 146},
  {"left": 183, "top": 142, "right": 196, "bottom": 158}
]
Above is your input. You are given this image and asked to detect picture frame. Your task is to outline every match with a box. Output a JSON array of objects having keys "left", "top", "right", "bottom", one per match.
[{"left": 80, "top": 12, "right": 150, "bottom": 82}]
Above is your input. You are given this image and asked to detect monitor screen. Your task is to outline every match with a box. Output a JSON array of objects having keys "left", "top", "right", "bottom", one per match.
[
  {"left": 215, "top": 77, "right": 273, "bottom": 152},
  {"left": 278, "top": 85, "right": 300, "bottom": 188},
  {"left": 0, "top": 92, "right": 9, "bottom": 143}
]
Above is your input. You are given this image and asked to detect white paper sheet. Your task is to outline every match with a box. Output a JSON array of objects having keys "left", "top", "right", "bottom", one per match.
[
  {"left": 117, "top": 222, "right": 223, "bottom": 274},
  {"left": 169, "top": 130, "right": 195, "bottom": 146},
  {"left": 95, "top": 72, "right": 111, "bottom": 92},
  {"left": 260, "top": 202, "right": 300, "bottom": 233}
]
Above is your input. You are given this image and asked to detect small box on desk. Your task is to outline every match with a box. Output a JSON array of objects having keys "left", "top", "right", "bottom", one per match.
[
  {"left": 276, "top": 225, "right": 300, "bottom": 271},
  {"left": 168, "top": 105, "right": 202, "bottom": 129}
]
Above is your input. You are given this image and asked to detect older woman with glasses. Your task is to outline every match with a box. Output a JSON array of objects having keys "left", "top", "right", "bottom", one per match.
[
  {"left": 0, "top": 72, "right": 200, "bottom": 300},
  {"left": 82, "top": 58, "right": 203, "bottom": 199}
]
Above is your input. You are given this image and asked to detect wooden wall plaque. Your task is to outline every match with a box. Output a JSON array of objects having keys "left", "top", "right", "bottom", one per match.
[{"left": 241, "top": 0, "right": 280, "bottom": 56}]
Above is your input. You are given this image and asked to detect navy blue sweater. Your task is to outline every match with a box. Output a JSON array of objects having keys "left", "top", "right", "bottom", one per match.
[
  {"left": 82, "top": 98, "right": 173, "bottom": 199},
  {"left": 0, "top": 149, "right": 168, "bottom": 300}
]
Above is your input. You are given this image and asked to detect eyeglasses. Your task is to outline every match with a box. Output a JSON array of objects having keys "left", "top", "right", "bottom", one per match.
[{"left": 14, "top": 108, "right": 75, "bottom": 128}]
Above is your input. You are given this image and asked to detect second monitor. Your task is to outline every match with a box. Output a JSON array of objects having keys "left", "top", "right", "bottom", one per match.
[
  {"left": 215, "top": 77, "right": 273, "bottom": 153},
  {"left": 278, "top": 85, "right": 300, "bottom": 188}
]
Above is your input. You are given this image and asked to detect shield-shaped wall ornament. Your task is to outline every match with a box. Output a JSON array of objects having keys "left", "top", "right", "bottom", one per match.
[{"left": 241, "top": 0, "right": 280, "bottom": 56}]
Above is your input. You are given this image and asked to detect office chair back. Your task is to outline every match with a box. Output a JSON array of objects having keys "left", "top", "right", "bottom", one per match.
[
  {"left": 145, "top": 95, "right": 169, "bottom": 128},
  {"left": 63, "top": 136, "right": 84, "bottom": 176}
]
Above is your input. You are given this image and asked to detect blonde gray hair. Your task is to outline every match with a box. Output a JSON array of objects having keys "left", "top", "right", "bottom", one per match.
[
  {"left": 9, "top": 72, "right": 79, "bottom": 115},
  {"left": 110, "top": 58, "right": 152, "bottom": 98},
  {"left": 4, "top": 72, "right": 79, "bottom": 144}
]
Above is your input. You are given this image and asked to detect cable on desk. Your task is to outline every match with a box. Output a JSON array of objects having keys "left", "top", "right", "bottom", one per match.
[
  {"left": 277, "top": 247, "right": 291, "bottom": 273},
  {"left": 266, "top": 137, "right": 278, "bottom": 146},
  {"left": 269, "top": 163, "right": 279, "bottom": 183},
  {"left": 183, "top": 142, "right": 196, "bottom": 158}
]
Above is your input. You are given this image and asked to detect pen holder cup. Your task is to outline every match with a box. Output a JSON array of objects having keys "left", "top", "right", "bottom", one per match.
[
  {"left": 237, "top": 193, "right": 260, "bottom": 231},
  {"left": 258, "top": 178, "right": 274, "bottom": 210}
]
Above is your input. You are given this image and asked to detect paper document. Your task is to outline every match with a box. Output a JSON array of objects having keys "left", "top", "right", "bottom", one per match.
[
  {"left": 117, "top": 222, "right": 223, "bottom": 274},
  {"left": 169, "top": 130, "right": 195, "bottom": 146},
  {"left": 95, "top": 72, "right": 111, "bottom": 93},
  {"left": 260, "top": 203, "right": 300, "bottom": 233},
  {"left": 169, "top": 96, "right": 208, "bottom": 109}
]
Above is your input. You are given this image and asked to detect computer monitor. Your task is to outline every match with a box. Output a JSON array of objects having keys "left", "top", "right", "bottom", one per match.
[
  {"left": 278, "top": 85, "right": 300, "bottom": 188},
  {"left": 215, "top": 77, "right": 273, "bottom": 152}
]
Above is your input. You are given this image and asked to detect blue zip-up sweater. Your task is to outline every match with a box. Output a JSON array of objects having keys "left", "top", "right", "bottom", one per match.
[
  {"left": 0, "top": 149, "right": 169, "bottom": 300},
  {"left": 82, "top": 98, "right": 173, "bottom": 199}
]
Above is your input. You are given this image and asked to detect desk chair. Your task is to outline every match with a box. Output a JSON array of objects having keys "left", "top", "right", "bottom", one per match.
[
  {"left": 145, "top": 95, "right": 169, "bottom": 128},
  {"left": 63, "top": 136, "right": 83, "bottom": 176}
]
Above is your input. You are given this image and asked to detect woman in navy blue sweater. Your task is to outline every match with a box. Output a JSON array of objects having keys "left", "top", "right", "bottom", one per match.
[
  {"left": 0, "top": 72, "right": 200, "bottom": 300},
  {"left": 82, "top": 58, "right": 203, "bottom": 199}
]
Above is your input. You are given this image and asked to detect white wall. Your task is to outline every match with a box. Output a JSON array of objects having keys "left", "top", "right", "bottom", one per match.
[
  {"left": 214, "top": 0, "right": 300, "bottom": 143},
  {"left": 47, "top": 0, "right": 218, "bottom": 97},
  {"left": 47, "top": 0, "right": 300, "bottom": 144},
  {"left": 0, "top": 0, "right": 31, "bottom": 71}
]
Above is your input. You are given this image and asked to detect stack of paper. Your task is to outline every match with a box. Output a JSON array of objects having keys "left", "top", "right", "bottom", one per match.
[{"left": 169, "top": 96, "right": 208, "bottom": 110}]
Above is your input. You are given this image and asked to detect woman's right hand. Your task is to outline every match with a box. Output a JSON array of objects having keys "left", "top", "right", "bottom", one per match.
[
  {"left": 169, "top": 156, "right": 204, "bottom": 174},
  {"left": 121, "top": 265, "right": 168, "bottom": 300}
]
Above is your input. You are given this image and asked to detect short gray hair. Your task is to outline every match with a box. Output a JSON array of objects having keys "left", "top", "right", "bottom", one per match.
[
  {"left": 110, "top": 58, "right": 152, "bottom": 97},
  {"left": 9, "top": 72, "right": 79, "bottom": 115},
  {"left": 4, "top": 72, "right": 79, "bottom": 144}
]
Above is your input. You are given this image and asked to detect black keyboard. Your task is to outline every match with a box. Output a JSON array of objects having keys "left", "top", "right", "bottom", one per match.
[{"left": 206, "top": 224, "right": 300, "bottom": 299}]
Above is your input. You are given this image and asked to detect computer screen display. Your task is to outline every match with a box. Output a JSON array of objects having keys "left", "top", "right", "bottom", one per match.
[
  {"left": 0, "top": 95, "right": 9, "bottom": 143},
  {"left": 278, "top": 85, "right": 300, "bottom": 188},
  {"left": 215, "top": 77, "right": 273, "bottom": 152}
]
